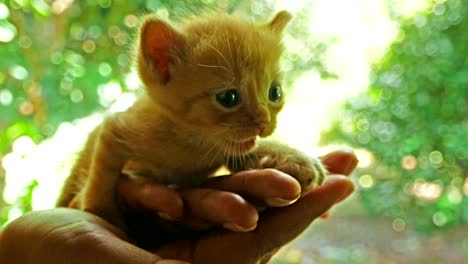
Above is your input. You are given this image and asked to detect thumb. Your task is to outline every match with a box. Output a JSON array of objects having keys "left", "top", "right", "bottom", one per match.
[
  {"left": 0, "top": 208, "right": 187, "bottom": 264},
  {"left": 251, "top": 175, "right": 354, "bottom": 253}
]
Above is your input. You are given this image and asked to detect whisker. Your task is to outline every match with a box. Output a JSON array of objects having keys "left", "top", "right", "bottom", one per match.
[
  {"left": 230, "top": 142, "right": 234, "bottom": 171},
  {"left": 243, "top": 152, "right": 247, "bottom": 167},
  {"left": 237, "top": 145, "right": 242, "bottom": 164},
  {"left": 208, "top": 141, "right": 223, "bottom": 168},
  {"left": 219, "top": 122, "right": 232, "bottom": 127},
  {"left": 201, "top": 141, "right": 218, "bottom": 163},
  {"left": 236, "top": 36, "right": 243, "bottom": 67},
  {"left": 234, "top": 143, "right": 238, "bottom": 170},
  {"left": 213, "top": 128, "right": 229, "bottom": 135},
  {"left": 197, "top": 63, "right": 231, "bottom": 74},
  {"left": 202, "top": 40, "right": 233, "bottom": 74},
  {"left": 225, "top": 141, "right": 232, "bottom": 171},
  {"left": 225, "top": 32, "right": 234, "bottom": 63},
  {"left": 201, "top": 127, "right": 231, "bottom": 165}
]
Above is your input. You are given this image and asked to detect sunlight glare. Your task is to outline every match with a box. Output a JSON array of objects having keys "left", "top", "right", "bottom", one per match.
[
  {"left": 275, "top": 72, "right": 323, "bottom": 155},
  {"left": 273, "top": 0, "right": 427, "bottom": 155},
  {"left": 12, "top": 136, "right": 36, "bottom": 156},
  {"left": 98, "top": 81, "right": 122, "bottom": 107},
  {"left": 125, "top": 70, "right": 142, "bottom": 90},
  {"left": 3, "top": 114, "right": 103, "bottom": 210},
  {"left": 394, "top": 0, "right": 432, "bottom": 18},
  {"left": 109, "top": 92, "right": 137, "bottom": 113},
  {"left": 276, "top": 0, "right": 305, "bottom": 12},
  {"left": 7, "top": 207, "right": 23, "bottom": 224}
]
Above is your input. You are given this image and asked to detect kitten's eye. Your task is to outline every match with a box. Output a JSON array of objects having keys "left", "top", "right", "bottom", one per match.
[
  {"left": 268, "top": 84, "right": 282, "bottom": 103},
  {"left": 216, "top": 89, "right": 240, "bottom": 108}
]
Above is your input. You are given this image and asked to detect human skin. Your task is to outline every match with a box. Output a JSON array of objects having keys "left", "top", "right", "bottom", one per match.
[{"left": 0, "top": 150, "right": 357, "bottom": 264}]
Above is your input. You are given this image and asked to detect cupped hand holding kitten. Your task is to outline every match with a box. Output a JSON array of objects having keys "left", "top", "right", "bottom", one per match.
[
  {"left": 0, "top": 150, "right": 356, "bottom": 264},
  {"left": 114, "top": 164, "right": 305, "bottom": 248}
]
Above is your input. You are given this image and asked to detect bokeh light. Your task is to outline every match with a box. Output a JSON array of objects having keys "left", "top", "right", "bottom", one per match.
[
  {"left": 358, "top": 174, "right": 375, "bottom": 189},
  {"left": 392, "top": 218, "right": 407, "bottom": 232},
  {"left": 401, "top": 155, "right": 418, "bottom": 170},
  {"left": 412, "top": 181, "right": 443, "bottom": 202}
]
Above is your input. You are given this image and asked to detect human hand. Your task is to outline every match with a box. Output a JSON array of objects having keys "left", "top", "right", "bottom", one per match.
[
  {"left": 149, "top": 151, "right": 357, "bottom": 264},
  {"left": 116, "top": 161, "right": 304, "bottom": 248},
  {"left": 0, "top": 150, "right": 356, "bottom": 264},
  {"left": 151, "top": 149, "right": 357, "bottom": 263},
  {"left": 64, "top": 155, "right": 302, "bottom": 249},
  {"left": 0, "top": 180, "right": 296, "bottom": 264}
]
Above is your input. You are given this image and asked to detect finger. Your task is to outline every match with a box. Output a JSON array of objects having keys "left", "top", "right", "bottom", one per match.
[
  {"left": 252, "top": 175, "right": 354, "bottom": 253},
  {"left": 203, "top": 169, "right": 301, "bottom": 207},
  {"left": 158, "top": 177, "right": 353, "bottom": 264},
  {"left": 318, "top": 150, "right": 358, "bottom": 219},
  {"left": 117, "top": 176, "right": 183, "bottom": 220},
  {"left": 321, "top": 149, "right": 359, "bottom": 175},
  {"left": 182, "top": 188, "right": 258, "bottom": 232}
]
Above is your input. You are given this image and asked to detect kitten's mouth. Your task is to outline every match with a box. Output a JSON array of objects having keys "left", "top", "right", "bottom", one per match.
[
  {"left": 239, "top": 137, "right": 256, "bottom": 149},
  {"left": 226, "top": 137, "right": 257, "bottom": 154}
]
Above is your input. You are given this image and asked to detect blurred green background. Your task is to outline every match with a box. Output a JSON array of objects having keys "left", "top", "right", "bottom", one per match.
[{"left": 0, "top": 0, "right": 466, "bottom": 263}]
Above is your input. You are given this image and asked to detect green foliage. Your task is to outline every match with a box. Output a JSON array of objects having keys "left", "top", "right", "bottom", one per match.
[{"left": 323, "top": 0, "right": 468, "bottom": 232}]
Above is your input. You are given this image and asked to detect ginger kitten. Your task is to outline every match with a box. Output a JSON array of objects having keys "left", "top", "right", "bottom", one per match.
[{"left": 57, "top": 10, "right": 327, "bottom": 227}]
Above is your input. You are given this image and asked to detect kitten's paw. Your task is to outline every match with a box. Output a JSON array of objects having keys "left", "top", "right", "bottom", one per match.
[{"left": 259, "top": 154, "right": 327, "bottom": 193}]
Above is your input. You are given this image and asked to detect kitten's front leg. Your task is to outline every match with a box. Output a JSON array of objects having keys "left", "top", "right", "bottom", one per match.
[
  {"left": 82, "top": 116, "right": 128, "bottom": 225},
  {"left": 229, "top": 140, "right": 327, "bottom": 194}
]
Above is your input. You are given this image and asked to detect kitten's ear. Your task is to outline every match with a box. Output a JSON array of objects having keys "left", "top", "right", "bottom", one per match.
[
  {"left": 139, "top": 17, "right": 185, "bottom": 84},
  {"left": 267, "top": 10, "right": 292, "bottom": 34}
]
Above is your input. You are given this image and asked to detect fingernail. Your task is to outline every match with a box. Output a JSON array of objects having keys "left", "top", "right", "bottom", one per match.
[
  {"left": 320, "top": 211, "right": 331, "bottom": 219},
  {"left": 343, "top": 156, "right": 359, "bottom": 175},
  {"left": 158, "top": 212, "right": 176, "bottom": 221},
  {"left": 223, "top": 222, "right": 257, "bottom": 232},
  {"left": 266, "top": 197, "right": 299, "bottom": 207}
]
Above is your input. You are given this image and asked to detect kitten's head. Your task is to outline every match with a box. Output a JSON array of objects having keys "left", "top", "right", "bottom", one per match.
[{"left": 137, "top": 11, "right": 291, "bottom": 156}]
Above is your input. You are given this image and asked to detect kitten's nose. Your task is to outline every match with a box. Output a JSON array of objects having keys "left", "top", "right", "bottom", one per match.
[
  {"left": 254, "top": 104, "right": 270, "bottom": 134},
  {"left": 255, "top": 115, "right": 270, "bottom": 134}
]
